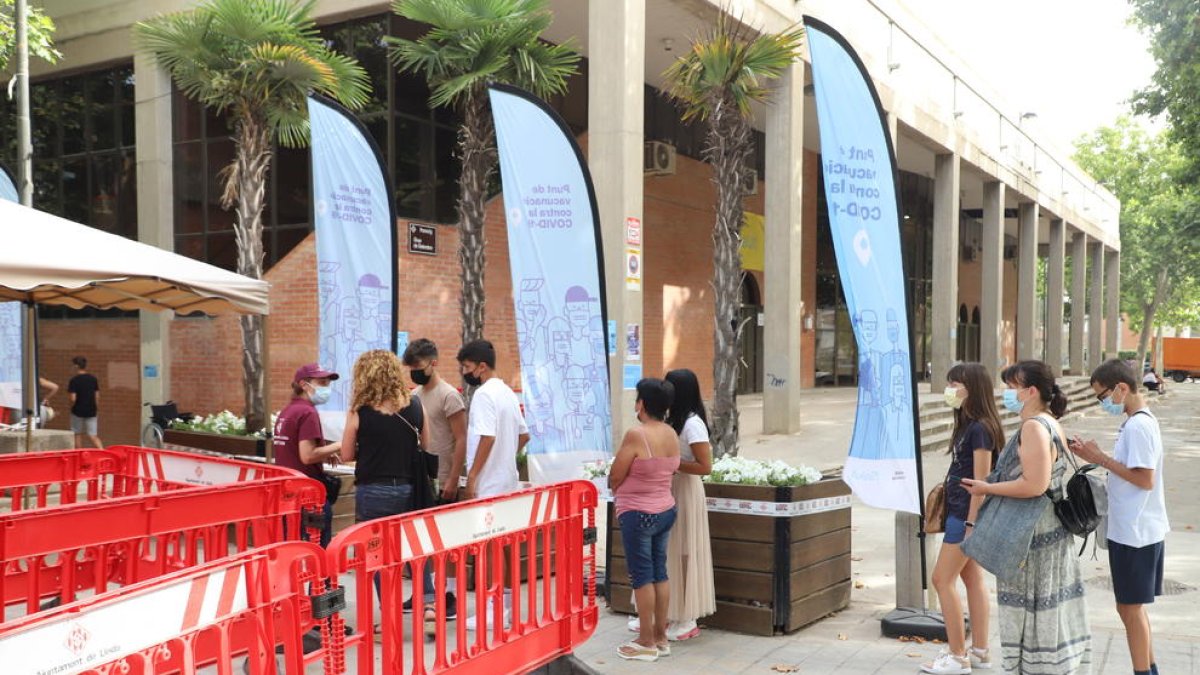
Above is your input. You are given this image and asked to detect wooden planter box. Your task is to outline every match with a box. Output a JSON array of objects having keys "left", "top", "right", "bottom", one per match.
[
  {"left": 606, "top": 477, "right": 852, "bottom": 636},
  {"left": 162, "top": 429, "right": 266, "bottom": 458}
]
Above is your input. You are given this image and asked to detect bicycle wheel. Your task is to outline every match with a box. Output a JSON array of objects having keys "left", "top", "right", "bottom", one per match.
[{"left": 141, "top": 422, "right": 164, "bottom": 449}]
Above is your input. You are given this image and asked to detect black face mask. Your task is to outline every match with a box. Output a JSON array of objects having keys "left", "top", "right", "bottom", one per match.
[
  {"left": 410, "top": 368, "right": 431, "bottom": 386},
  {"left": 462, "top": 371, "right": 483, "bottom": 388}
]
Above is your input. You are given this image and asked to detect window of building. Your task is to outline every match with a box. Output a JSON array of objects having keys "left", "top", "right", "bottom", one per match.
[{"left": 0, "top": 64, "right": 139, "bottom": 319}]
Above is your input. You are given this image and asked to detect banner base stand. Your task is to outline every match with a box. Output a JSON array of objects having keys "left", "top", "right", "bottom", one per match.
[{"left": 880, "top": 607, "right": 959, "bottom": 641}]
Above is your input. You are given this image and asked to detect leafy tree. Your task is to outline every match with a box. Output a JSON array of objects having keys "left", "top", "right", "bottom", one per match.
[
  {"left": 136, "top": 0, "right": 369, "bottom": 430},
  {"left": 388, "top": 0, "right": 579, "bottom": 350},
  {"left": 1073, "top": 116, "right": 1200, "bottom": 368},
  {"left": 0, "top": 0, "right": 60, "bottom": 70},
  {"left": 663, "top": 15, "right": 802, "bottom": 458},
  {"left": 1130, "top": 0, "right": 1200, "bottom": 178}
]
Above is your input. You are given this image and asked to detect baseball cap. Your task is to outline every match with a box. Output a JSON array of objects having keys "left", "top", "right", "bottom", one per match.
[{"left": 293, "top": 363, "right": 339, "bottom": 383}]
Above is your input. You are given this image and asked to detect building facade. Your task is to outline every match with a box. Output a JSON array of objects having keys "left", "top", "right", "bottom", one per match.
[{"left": 2, "top": 0, "right": 1121, "bottom": 444}]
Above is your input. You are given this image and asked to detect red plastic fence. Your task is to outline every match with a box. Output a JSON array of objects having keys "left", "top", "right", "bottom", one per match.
[
  {"left": 327, "top": 480, "right": 599, "bottom": 675},
  {"left": 0, "top": 446, "right": 305, "bottom": 512},
  {"left": 0, "top": 475, "right": 324, "bottom": 620},
  {"left": 0, "top": 541, "right": 346, "bottom": 675}
]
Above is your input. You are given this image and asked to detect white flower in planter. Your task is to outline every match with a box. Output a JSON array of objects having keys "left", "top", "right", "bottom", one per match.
[{"left": 706, "top": 455, "right": 822, "bottom": 487}]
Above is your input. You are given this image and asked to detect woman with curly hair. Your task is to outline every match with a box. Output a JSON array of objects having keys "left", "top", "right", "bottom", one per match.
[{"left": 339, "top": 350, "right": 434, "bottom": 630}]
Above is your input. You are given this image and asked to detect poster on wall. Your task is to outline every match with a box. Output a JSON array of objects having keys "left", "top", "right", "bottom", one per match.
[
  {"left": 805, "top": 18, "right": 921, "bottom": 514},
  {"left": 307, "top": 95, "right": 398, "bottom": 440},
  {"left": 489, "top": 84, "right": 612, "bottom": 484}
]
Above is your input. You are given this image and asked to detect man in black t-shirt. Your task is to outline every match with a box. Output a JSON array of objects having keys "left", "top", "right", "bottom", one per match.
[{"left": 68, "top": 356, "right": 102, "bottom": 448}]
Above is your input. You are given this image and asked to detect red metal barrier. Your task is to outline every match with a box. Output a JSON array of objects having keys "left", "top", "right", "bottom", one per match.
[
  {"left": 327, "top": 480, "right": 599, "bottom": 675},
  {"left": 0, "top": 476, "right": 324, "bottom": 619},
  {"left": 0, "top": 541, "right": 347, "bottom": 675},
  {"left": 0, "top": 446, "right": 305, "bottom": 512}
]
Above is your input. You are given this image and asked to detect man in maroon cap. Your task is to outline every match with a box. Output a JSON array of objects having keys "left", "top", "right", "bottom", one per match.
[{"left": 273, "top": 363, "right": 343, "bottom": 546}]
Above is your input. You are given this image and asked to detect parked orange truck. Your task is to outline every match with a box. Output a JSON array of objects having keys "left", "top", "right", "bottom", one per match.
[{"left": 1162, "top": 337, "right": 1200, "bottom": 382}]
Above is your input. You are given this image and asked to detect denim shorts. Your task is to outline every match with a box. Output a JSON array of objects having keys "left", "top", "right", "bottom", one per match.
[
  {"left": 943, "top": 515, "right": 967, "bottom": 545},
  {"left": 618, "top": 507, "right": 676, "bottom": 590}
]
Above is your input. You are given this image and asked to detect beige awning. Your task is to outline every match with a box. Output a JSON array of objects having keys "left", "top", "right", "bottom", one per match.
[{"left": 0, "top": 199, "right": 269, "bottom": 315}]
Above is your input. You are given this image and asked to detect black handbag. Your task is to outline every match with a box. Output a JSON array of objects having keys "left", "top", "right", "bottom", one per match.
[
  {"left": 394, "top": 402, "right": 438, "bottom": 509},
  {"left": 317, "top": 471, "right": 342, "bottom": 503}
]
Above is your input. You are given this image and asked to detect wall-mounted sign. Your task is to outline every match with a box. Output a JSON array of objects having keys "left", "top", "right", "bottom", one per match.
[
  {"left": 625, "top": 216, "right": 642, "bottom": 246},
  {"left": 408, "top": 222, "right": 437, "bottom": 256}
]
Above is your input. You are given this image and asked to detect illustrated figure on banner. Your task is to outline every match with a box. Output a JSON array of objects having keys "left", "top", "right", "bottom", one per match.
[
  {"left": 517, "top": 277, "right": 610, "bottom": 457},
  {"left": 318, "top": 262, "right": 391, "bottom": 410},
  {"left": 318, "top": 261, "right": 341, "bottom": 370},
  {"left": 854, "top": 309, "right": 888, "bottom": 459}
]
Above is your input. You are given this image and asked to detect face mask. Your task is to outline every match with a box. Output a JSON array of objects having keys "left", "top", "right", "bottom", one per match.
[
  {"left": 410, "top": 368, "right": 431, "bottom": 386},
  {"left": 310, "top": 385, "right": 331, "bottom": 406},
  {"left": 1002, "top": 388, "right": 1025, "bottom": 414},
  {"left": 943, "top": 387, "right": 964, "bottom": 410},
  {"left": 462, "top": 370, "right": 483, "bottom": 388},
  {"left": 1100, "top": 391, "right": 1125, "bottom": 416}
]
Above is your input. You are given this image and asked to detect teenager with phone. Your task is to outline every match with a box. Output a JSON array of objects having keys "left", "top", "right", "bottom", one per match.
[{"left": 922, "top": 363, "right": 1004, "bottom": 674}]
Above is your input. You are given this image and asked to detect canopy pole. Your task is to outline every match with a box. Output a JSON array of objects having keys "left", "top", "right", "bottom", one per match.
[
  {"left": 16, "top": 0, "right": 35, "bottom": 455},
  {"left": 262, "top": 314, "right": 272, "bottom": 463}
]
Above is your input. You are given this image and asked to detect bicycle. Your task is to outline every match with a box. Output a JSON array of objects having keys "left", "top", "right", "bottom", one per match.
[{"left": 141, "top": 401, "right": 192, "bottom": 448}]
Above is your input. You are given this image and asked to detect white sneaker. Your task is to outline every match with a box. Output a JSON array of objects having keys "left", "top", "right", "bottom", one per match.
[
  {"left": 969, "top": 646, "right": 992, "bottom": 670},
  {"left": 464, "top": 603, "right": 511, "bottom": 631},
  {"left": 627, "top": 616, "right": 640, "bottom": 632},
  {"left": 920, "top": 651, "right": 971, "bottom": 674},
  {"left": 665, "top": 620, "right": 699, "bottom": 641}
]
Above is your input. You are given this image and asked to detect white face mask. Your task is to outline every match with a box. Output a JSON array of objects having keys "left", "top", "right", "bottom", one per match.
[{"left": 943, "top": 386, "right": 964, "bottom": 409}]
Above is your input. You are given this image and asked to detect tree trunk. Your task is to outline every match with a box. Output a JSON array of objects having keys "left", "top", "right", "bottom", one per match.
[
  {"left": 705, "top": 96, "right": 753, "bottom": 459},
  {"left": 1135, "top": 267, "right": 1171, "bottom": 370},
  {"left": 456, "top": 92, "right": 497, "bottom": 350},
  {"left": 224, "top": 113, "right": 271, "bottom": 433}
]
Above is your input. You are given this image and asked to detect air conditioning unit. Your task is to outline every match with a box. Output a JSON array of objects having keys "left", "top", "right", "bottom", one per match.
[
  {"left": 961, "top": 244, "right": 978, "bottom": 262},
  {"left": 742, "top": 168, "right": 759, "bottom": 196},
  {"left": 643, "top": 140, "right": 677, "bottom": 176}
]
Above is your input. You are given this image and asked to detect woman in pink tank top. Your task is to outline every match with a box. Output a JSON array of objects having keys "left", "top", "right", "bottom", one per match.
[{"left": 609, "top": 378, "right": 681, "bottom": 662}]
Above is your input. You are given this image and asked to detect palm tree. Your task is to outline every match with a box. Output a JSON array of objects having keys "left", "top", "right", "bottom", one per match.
[
  {"left": 136, "top": 0, "right": 369, "bottom": 431},
  {"left": 388, "top": 0, "right": 579, "bottom": 347},
  {"left": 663, "top": 14, "right": 802, "bottom": 458}
]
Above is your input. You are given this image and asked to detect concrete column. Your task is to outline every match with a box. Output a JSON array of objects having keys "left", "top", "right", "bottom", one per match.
[
  {"left": 762, "top": 62, "right": 803, "bottom": 434},
  {"left": 1016, "top": 202, "right": 1039, "bottom": 361},
  {"left": 1088, "top": 242, "right": 1104, "bottom": 370},
  {"left": 1068, "top": 232, "right": 1087, "bottom": 375},
  {"left": 930, "top": 153, "right": 960, "bottom": 390},
  {"left": 1045, "top": 219, "right": 1066, "bottom": 375},
  {"left": 1105, "top": 248, "right": 1120, "bottom": 358},
  {"left": 134, "top": 52, "right": 174, "bottom": 417},
  {"left": 588, "top": 0, "right": 644, "bottom": 443},
  {"left": 980, "top": 182, "right": 1005, "bottom": 374}
]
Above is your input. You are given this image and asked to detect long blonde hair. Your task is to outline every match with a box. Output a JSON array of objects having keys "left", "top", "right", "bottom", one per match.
[{"left": 349, "top": 350, "right": 411, "bottom": 411}]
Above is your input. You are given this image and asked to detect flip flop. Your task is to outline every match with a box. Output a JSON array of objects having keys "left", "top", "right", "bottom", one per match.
[
  {"left": 656, "top": 642, "right": 670, "bottom": 656},
  {"left": 617, "top": 641, "right": 659, "bottom": 662}
]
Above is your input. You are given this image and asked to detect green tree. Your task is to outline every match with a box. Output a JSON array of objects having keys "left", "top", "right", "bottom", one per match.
[
  {"left": 136, "top": 0, "right": 369, "bottom": 430},
  {"left": 663, "top": 15, "right": 802, "bottom": 458},
  {"left": 0, "top": 0, "right": 60, "bottom": 70},
  {"left": 388, "top": 0, "right": 579, "bottom": 349},
  {"left": 1130, "top": 0, "right": 1200, "bottom": 180},
  {"left": 1073, "top": 117, "right": 1200, "bottom": 368}
]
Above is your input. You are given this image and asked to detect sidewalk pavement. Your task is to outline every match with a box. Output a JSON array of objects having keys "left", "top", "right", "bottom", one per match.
[{"left": 574, "top": 383, "right": 1200, "bottom": 673}]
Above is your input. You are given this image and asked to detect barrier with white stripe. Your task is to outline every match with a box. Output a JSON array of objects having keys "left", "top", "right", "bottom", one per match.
[
  {"left": 0, "top": 542, "right": 343, "bottom": 675},
  {"left": 327, "top": 480, "right": 599, "bottom": 675}
]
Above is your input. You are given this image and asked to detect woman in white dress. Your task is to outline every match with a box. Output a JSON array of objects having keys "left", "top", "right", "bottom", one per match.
[{"left": 629, "top": 368, "right": 715, "bottom": 640}]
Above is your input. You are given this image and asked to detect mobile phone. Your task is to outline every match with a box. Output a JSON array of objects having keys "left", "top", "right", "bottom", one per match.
[{"left": 946, "top": 475, "right": 963, "bottom": 486}]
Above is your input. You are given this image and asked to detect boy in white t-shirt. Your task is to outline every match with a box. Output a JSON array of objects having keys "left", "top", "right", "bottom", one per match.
[
  {"left": 456, "top": 339, "right": 529, "bottom": 631},
  {"left": 1070, "top": 359, "right": 1169, "bottom": 675}
]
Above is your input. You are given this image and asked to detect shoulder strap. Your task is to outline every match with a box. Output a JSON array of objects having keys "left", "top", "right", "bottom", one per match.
[
  {"left": 640, "top": 427, "right": 653, "bottom": 457},
  {"left": 393, "top": 406, "right": 422, "bottom": 446}
]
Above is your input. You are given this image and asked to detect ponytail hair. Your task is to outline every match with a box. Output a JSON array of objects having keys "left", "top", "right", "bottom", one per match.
[
  {"left": 1001, "top": 360, "right": 1067, "bottom": 419},
  {"left": 1048, "top": 383, "right": 1068, "bottom": 419}
]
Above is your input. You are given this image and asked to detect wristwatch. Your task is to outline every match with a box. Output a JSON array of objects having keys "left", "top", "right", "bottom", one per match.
[{"left": 964, "top": 520, "right": 975, "bottom": 528}]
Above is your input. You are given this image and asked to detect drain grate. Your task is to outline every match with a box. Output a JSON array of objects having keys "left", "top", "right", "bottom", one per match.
[{"left": 1085, "top": 575, "right": 1195, "bottom": 596}]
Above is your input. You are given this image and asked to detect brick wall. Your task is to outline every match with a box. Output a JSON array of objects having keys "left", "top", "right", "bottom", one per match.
[{"left": 37, "top": 319, "right": 141, "bottom": 446}]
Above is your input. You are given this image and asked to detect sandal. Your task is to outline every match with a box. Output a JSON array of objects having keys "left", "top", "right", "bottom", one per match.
[
  {"left": 617, "top": 641, "right": 659, "bottom": 662},
  {"left": 656, "top": 642, "right": 670, "bottom": 656},
  {"left": 423, "top": 608, "right": 438, "bottom": 638}
]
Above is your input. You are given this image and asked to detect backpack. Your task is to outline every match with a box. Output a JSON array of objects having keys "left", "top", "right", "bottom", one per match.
[{"left": 1030, "top": 417, "right": 1107, "bottom": 556}]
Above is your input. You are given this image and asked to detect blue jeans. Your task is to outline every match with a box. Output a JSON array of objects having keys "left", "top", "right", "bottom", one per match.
[
  {"left": 356, "top": 483, "right": 435, "bottom": 601},
  {"left": 618, "top": 507, "right": 676, "bottom": 589}
]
